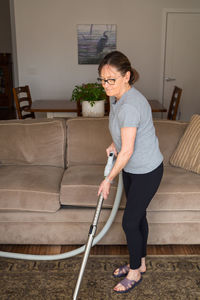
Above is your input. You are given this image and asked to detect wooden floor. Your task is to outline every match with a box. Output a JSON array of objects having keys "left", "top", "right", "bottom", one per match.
[{"left": 0, "top": 244, "right": 200, "bottom": 255}]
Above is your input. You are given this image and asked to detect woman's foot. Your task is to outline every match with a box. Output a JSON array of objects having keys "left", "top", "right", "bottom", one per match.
[
  {"left": 113, "top": 258, "right": 146, "bottom": 278},
  {"left": 113, "top": 269, "right": 142, "bottom": 293},
  {"left": 139, "top": 257, "right": 146, "bottom": 274},
  {"left": 113, "top": 264, "right": 130, "bottom": 278}
]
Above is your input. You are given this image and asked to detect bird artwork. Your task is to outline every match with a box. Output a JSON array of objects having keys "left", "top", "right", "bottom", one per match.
[
  {"left": 96, "top": 31, "right": 109, "bottom": 55},
  {"left": 78, "top": 24, "right": 116, "bottom": 64}
]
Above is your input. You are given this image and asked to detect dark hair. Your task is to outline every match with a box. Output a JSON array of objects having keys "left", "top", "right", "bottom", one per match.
[{"left": 98, "top": 51, "right": 138, "bottom": 85}]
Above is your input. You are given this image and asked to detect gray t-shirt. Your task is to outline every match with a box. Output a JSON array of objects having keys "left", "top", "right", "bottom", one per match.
[{"left": 109, "top": 87, "right": 163, "bottom": 174}]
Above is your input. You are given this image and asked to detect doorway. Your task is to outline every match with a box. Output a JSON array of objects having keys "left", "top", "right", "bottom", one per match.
[
  {"left": 162, "top": 11, "right": 200, "bottom": 121},
  {"left": 0, "top": 0, "right": 16, "bottom": 119}
]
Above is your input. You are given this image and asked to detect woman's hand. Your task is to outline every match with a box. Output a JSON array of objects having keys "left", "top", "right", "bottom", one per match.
[
  {"left": 106, "top": 143, "right": 118, "bottom": 157},
  {"left": 97, "top": 142, "right": 117, "bottom": 200},
  {"left": 98, "top": 179, "right": 111, "bottom": 200},
  {"left": 97, "top": 142, "right": 116, "bottom": 200}
]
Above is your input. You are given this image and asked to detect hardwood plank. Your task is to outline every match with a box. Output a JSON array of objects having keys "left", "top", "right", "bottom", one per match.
[{"left": 0, "top": 245, "right": 200, "bottom": 255}]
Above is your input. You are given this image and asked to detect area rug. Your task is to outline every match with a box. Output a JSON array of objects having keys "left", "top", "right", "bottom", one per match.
[{"left": 0, "top": 255, "right": 199, "bottom": 300}]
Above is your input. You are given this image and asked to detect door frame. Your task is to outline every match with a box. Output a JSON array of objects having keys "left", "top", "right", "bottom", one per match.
[
  {"left": 9, "top": 0, "right": 19, "bottom": 87},
  {"left": 160, "top": 9, "right": 200, "bottom": 108}
]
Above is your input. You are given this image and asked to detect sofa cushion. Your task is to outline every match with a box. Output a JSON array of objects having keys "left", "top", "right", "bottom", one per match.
[
  {"left": 60, "top": 165, "right": 200, "bottom": 212},
  {"left": 0, "top": 119, "right": 66, "bottom": 167},
  {"left": 0, "top": 165, "right": 64, "bottom": 212},
  {"left": 60, "top": 165, "right": 118, "bottom": 207},
  {"left": 66, "top": 117, "right": 188, "bottom": 167},
  {"left": 153, "top": 120, "right": 188, "bottom": 166},
  {"left": 170, "top": 114, "right": 200, "bottom": 174},
  {"left": 149, "top": 166, "right": 200, "bottom": 211},
  {"left": 66, "top": 117, "right": 112, "bottom": 167}
]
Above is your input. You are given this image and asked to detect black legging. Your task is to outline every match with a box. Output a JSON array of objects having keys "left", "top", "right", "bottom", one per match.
[{"left": 122, "top": 162, "right": 163, "bottom": 270}]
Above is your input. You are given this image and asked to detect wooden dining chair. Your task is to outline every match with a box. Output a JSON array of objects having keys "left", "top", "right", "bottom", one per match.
[
  {"left": 13, "top": 85, "right": 35, "bottom": 119},
  {"left": 167, "top": 86, "right": 182, "bottom": 120}
]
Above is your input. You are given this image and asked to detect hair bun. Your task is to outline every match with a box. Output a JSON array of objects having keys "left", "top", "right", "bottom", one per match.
[{"left": 131, "top": 68, "right": 139, "bottom": 85}]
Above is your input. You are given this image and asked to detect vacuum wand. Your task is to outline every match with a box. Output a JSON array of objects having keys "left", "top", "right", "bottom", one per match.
[{"left": 73, "top": 152, "right": 115, "bottom": 300}]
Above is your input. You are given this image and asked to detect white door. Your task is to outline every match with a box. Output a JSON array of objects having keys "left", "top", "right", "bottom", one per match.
[{"left": 163, "top": 12, "right": 200, "bottom": 121}]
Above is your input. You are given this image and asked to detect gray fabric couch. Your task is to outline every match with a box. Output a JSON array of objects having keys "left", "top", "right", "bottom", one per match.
[{"left": 0, "top": 117, "right": 199, "bottom": 245}]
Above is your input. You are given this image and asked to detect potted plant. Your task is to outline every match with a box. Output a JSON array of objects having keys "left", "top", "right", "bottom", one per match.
[{"left": 71, "top": 83, "right": 106, "bottom": 117}]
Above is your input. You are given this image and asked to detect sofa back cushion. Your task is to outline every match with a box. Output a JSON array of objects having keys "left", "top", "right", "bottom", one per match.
[
  {"left": 66, "top": 118, "right": 187, "bottom": 167},
  {"left": 0, "top": 119, "right": 66, "bottom": 168},
  {"left": 67, "top": 117, "right": 112, "bottom": 166},
  {"left": 154, "top": 120, "right": 188, "bottom": 166},
  {"left": 170, "top": 114, "right": 200, "bottom": 173}
]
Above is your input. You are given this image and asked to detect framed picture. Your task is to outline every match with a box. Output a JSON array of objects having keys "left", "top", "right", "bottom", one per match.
[{"left": 77, "top": 24, "right": 117, "bottom": 64}]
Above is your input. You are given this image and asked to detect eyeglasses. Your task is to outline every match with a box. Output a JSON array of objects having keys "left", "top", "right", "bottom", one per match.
[{"left": 97, "top": 76, "right": 121, "bottom": 85}]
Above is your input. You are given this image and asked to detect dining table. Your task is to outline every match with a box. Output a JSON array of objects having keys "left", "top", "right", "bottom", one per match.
[
  {"left": 148, "top": 100, "right": 167, "bottom": 113},
  {"left": 29, "top": 100, "right": 78, "bottom": 118},
  {"left": 28, "top": 99, "right": 167, "bottom": 118}
]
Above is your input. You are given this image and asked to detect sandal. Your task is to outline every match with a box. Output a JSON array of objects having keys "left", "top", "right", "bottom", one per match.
[
  {"left": 113, "top": 276, "right": 143, "bottom": 294},
  {"left": 113, "top": 265, "right": 146, "bottom": 278},
  {"left": 113, "top": 264, "right": 130, "bottom": 278}
]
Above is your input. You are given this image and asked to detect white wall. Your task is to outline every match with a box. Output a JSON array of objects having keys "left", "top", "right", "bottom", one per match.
[
  {"left": 0, "top": 0, "right": 12, "bottom": 52},
  {"left": 13, "top": 0, "right": 200, "bottom": 101}
]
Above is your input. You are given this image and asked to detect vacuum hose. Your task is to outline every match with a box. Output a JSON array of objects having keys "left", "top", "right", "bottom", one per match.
[{"left": 0, "top": 153, "right": 123, "bottom": 260}]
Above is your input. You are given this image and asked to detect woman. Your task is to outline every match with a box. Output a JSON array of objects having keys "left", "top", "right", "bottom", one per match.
[{"left": 97, "top": 51, "right": 163, "bottom": 293}]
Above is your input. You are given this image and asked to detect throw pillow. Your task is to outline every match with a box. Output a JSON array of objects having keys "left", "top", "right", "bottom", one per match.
[{"left": 170, "top": 114, "right": 200, "bottom": 174}]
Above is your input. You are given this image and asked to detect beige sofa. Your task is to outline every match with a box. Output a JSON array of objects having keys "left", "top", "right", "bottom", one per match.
[{"left": 0, "top": 117, "right": 199, "bottom": 245}]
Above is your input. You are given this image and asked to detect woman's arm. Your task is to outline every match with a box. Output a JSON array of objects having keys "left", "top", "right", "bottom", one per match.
[{"left": 98, "top": 127, "right": 137, "bottom": 199}]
